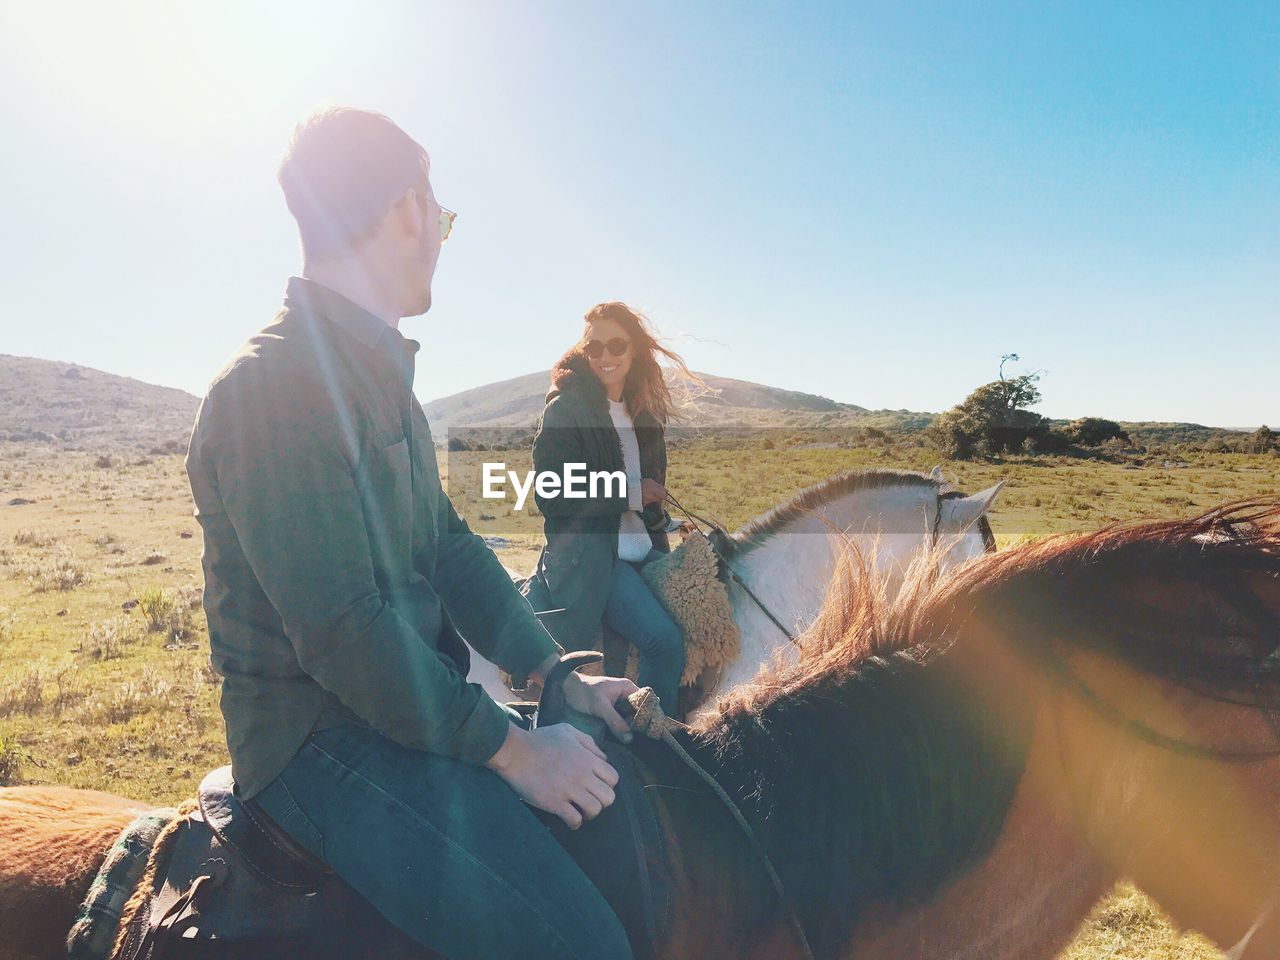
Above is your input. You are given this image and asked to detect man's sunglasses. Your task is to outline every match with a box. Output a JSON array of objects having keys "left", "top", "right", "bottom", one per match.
[
  {"left": 416, "top": 190, "right": 456, "bottom": 243},
  {"left": 584, "top": 337, "right": 631, "bottom": 360}
]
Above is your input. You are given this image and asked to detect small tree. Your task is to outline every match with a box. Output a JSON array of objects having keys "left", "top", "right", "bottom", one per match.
[{"left": 927, "top": 355, "right": 1048, "bottom": 459}]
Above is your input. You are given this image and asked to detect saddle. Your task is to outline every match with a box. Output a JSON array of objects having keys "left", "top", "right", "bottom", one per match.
[
  {"left": 112, "top": 654, "right": 676, "bottom": 960},
  {"left": 114, "top": 766, "right": 422, "bottom": 960}
]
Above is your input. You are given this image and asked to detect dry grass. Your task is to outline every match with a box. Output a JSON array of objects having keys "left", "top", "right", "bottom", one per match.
[
  {"left": 76, "top": 663, "right": 175, "bottom": 726},
  {"left": 22, "top": 551, "right": 90, "bottom": 591},
  {"left": 0, "top": 445, "right": 221, "bottom": 801},
  {"left": 81, "top": 616, "right": 138, "bottom": 660},
  {"left": 0, "top": 667, "right": 44, "bottom": 718},
  {"left": 1061, "top": 884, "right": 1224, "bottom": 959},
  {"left": 0, "top": 731, "right": 22, "bottom": 786}
]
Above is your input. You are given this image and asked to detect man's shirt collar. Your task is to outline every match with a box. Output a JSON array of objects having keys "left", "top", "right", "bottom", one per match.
[
  {"left": 284, "top": 276, "right": 421, "bottom": 386},
  {"left": 284, "top": 276, "right": 393, "bottom": 351}
]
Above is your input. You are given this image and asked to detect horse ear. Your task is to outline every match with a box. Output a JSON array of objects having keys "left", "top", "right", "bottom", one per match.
[
  {"left": 929, "top": 465, "right": 955, "bottom": 493},
  {"left": 942, "top": 480, "right": 1006, "bottom": 528}
]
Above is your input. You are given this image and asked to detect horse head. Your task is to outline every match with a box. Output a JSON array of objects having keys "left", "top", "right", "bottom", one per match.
[{"left": 704, "top": 468, "right": 1005, "bottom": 701}]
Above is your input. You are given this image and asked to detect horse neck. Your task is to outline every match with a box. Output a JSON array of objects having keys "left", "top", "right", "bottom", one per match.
[
  {"left": 681, "top": 645, "right": 1040, "bottom": 958},
  {"left": 728, "top": 485, "right": 939, "bottom": 626},
  {"left": 716, "top": 484, "right": 978, "bottom": 695},
  {"left": 836, "top": 634, "right": 1112, "bottom": 960}
]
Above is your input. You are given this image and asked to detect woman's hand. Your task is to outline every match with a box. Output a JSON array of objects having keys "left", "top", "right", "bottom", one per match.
[
  {"left": 640, "top": 478, "right": 668, "bottom": 507},
  {"left": 563, "top": 671, "right": 639, "bottom": 744}
]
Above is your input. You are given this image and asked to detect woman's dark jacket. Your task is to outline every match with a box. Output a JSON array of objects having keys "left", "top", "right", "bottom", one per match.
[{"left": 528, "top": 351, "right": 670, "bottom": 650}]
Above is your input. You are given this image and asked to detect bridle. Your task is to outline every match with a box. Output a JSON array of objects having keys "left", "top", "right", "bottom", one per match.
[
  {"left": 664, "top": 491, "right": 800, "bottom": 645},
  {"left": 663, "top": 489, "right": 957, "bottom": 648}
]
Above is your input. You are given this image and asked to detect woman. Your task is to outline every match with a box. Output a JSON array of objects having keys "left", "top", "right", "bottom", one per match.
[{"left": 530, "top": 301, "right": 693, "bottom": 715}]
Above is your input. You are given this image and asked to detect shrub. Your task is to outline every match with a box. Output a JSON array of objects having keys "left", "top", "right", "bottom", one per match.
[
  {"left": 93, "top": 533, "right": 127, "bottom": 555},
  {"left": 0, "top": 669, "right": 43, "bottom": 718},
  {"left": 1099, "top": 436, "right": 1132, "bottom": 457},
  {"left": 94, "top": 454, "right": 115, "bottom": 469},
  {"left": 139, "top": 588, "right": 175, "bottom": 631},
  {"left": 50, "top": 661, "right": 84, "bottom": 712},
  {"left": 1244, "top": 425, "right": 1276, "bottom": 454},
  {"left": 1064, "top": 417, "right": 1130, "bottom": 447},
  {"left": 176, "top": 584, "right": 203, "bottom": 611},
  {"left": 0, "top": 733, "right": 22, "bottom": 786},
  {"left": 77, "top": 665, "right": 173, "bottom": 726},
  {"left": 926, "top": 415, "right": 978, "bottom": 459},
  {"left": 13, "top": 529, "right": 56, "bottom": 548},
  {"left": 1023, "top": 427, "right": 1071, "bottom": 455},
  {"left": 83, "top": 617, "right": 137, "bottom": 660},
  {"left": 24, "top": 553, "right": 89, "bottom": 591},
  {"left": 138, "top": 588, "right": 195, "bottom": 643},
  {"left": 141, "top": 550, "right": 168, "bottom": 566}
]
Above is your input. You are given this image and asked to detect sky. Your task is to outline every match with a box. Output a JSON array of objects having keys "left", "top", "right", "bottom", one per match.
[{"left": 1, "top": 1, "right": 1276, "bottom": 427}]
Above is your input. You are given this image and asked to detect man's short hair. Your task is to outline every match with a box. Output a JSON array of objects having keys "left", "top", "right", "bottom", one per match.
[{"left": 278, "top": 107, "right": 429, "bottom": 260}]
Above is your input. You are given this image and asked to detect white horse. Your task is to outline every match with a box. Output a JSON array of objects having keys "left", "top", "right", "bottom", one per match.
[{"left": 466, "top": 467, "right": 1004, "bottom": 707}]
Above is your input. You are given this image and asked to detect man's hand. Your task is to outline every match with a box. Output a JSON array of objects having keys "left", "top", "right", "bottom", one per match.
[
  {"left": 486, "top": 723, "right": 619, "bottom": 829},
  {"left": 640, "top": 478, "right": 668, "bottom": 507},
  {"left": 563, "top": 671, "right": 639, "bottom": 744}
]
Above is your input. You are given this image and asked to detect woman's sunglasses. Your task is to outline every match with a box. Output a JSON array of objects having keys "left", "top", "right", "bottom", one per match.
[{"left": 583, "top": 337, "right": 631, "bottom": 360}]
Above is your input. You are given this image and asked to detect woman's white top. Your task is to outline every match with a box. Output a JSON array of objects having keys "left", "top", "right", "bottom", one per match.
[{"left": 608, "top": 398, "right": 654, "bottom": 563}]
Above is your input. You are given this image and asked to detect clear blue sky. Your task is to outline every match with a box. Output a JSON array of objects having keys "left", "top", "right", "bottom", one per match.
[{"left": 2, "top": 1, "right": 1276, "bottom": 426}]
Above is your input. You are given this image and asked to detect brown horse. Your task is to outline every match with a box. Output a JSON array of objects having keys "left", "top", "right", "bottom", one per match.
[{"left": 4, "top": 500, "right": 1280, "bottom": 960}]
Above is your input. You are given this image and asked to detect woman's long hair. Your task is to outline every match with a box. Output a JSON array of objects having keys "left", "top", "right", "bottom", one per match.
[{"left": 581, "top": 301, "right": 699, "bottom": 424}]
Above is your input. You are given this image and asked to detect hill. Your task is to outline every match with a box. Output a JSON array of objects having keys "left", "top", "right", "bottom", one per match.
[
  {"left": 0, "top": 354, "right": 1247, "bottom": 453},
  {"left": 0, "top": 355, "right": 199, "bottom": 451},
  {"left": 422, "top": 368, "right": 933, "bottom": 435}
]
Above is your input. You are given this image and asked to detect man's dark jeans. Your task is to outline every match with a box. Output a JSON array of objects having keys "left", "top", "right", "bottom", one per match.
[{"left": 254, "top": 723, "right": 633, "bottom": 960}]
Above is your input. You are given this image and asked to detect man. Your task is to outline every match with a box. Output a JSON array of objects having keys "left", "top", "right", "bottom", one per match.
[{"left": 186, "top": 106, "right": 636, "bottom": 960}]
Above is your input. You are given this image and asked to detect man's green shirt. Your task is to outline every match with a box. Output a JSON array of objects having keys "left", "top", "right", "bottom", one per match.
[{"left": 186, "top": 278, "right": 559, "bottom": 798}]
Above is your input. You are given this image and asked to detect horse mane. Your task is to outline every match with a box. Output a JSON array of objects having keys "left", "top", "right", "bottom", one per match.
[
  {"left": 727, "top": 468, "right": 941, "bottom": 551},
  {"left": 687, "top": 498, "right": 1280, "bottom": 952}
]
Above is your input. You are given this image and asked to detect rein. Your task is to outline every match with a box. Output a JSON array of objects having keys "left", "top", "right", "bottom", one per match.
[
  {"left": 622, "top": 688, "right": 818, "bottom": 960},
  {"left": 663, "top": 492, "right": 800, "bottom": 645}
]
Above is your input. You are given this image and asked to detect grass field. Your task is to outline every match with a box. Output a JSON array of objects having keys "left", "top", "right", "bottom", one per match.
[{"left": 1, "top": 438, "right": 1275, "bottom": 957}]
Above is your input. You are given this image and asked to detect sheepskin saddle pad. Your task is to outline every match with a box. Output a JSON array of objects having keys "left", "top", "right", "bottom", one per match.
[
  {"left": 638, "top": 530, "right": 741, "bottom": 690},
  {"left": 97, "top": 766, "right": 423, "bottom": 960}
]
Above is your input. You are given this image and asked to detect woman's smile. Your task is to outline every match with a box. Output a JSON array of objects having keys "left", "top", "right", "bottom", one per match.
[{"left": 584, "top": 315, "right": 634, "bottom": 399}]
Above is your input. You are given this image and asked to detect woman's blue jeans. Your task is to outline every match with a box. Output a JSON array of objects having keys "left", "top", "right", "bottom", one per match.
[
  {"left": 254, "top": 722, "right": 633, "bottom": 960},
  {"left": 604, "top": 550, "right": 686, "bottom": 715}
]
